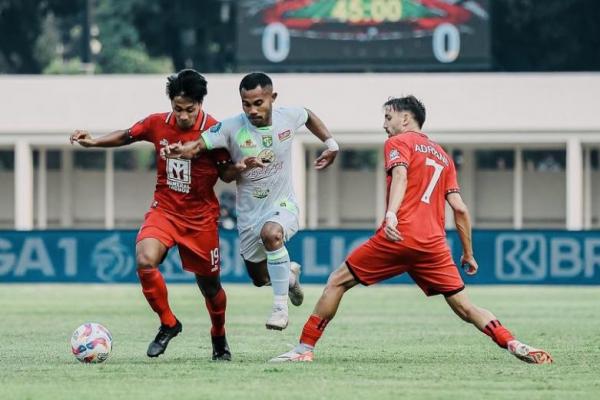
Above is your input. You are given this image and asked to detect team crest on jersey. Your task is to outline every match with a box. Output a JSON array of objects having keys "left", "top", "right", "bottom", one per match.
[
  {"left": 210, "top": 122, "right": 222, "bottom": 133},
  {"left": 262, "top": 135, "right": 273, "bottom": 148},
  {"left": 389, "top": 149, "right": 400, "bottom": 161},
  {"left": 277, "top": 130, "right": 291, "bottom": 142}
]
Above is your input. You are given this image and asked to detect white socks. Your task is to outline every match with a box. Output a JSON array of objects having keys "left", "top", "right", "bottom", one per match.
[{"left": 266, "top": 246, "right": 291, "bottom": 309}]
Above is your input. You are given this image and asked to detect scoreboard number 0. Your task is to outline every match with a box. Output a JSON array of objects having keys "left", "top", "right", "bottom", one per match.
[
  {"left": 261, "top": 18, "right": 464, "bottom": 65},
  {"left": 262, "top": 22, "right": 291, "bottom": 63},
  {"left": 432, "top": 23, "right": 461, "bottom": 63}
]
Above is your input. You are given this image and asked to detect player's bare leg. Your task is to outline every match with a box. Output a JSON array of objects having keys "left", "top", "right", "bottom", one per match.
[
  {"left": 270, "top": 263, "right": 358, "bottom": 362},
  {"left": 136, "top": 238, "right": 182, "bottom": 358},
  {"left": 196, "top": 275, "right": 231, "bottom": 361},
  {"left": 244, "top": 260, "right": 271, "bottom": 287},
  {"left": 445, "top": 290, "right": 552, "bottom": 364}
]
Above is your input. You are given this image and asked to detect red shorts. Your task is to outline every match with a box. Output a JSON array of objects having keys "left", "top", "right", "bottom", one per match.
[
  {"left": 136, "top": 209, "right": 220, "bottom": 276},
  {"left": 346, "top": 232, "right": 464, "bottom": 296}
]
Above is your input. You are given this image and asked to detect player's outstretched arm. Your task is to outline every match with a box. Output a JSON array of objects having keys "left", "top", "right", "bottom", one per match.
[
  {"left": 217, "top": 156, "right": 266, "bottom": 183},
  {"left": 447, "top": 192, "right": 478, "bottom": 275},
  {"left": 384, "top": 165, "right": 408, "bottom": 242},
  {"left": 305, "top": 109, "right": 339, "bottom": 170},
  {"left": 161, "top": 137, "right": 207, "bottom": 160},
  {"left": 69, "top": 129, "right": 131, "bottom": 148}
]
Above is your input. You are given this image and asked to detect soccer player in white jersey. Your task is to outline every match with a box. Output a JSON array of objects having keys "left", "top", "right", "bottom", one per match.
[{"left": 163, "top": 72, "right": 339, "bottom": 330}]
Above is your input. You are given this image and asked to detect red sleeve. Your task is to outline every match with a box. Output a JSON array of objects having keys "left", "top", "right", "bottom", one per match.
[
  {"left": 445, "top": 160, "right": 461, "bottom": 195},
  {"left": 128, "top": 115, "right": 153, "bottom": 142},
  {"left": 384, "top": 136, "right": 412, "bottom": 172}
]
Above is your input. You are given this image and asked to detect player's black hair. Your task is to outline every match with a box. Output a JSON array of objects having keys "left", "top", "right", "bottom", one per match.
[
  {"left": 239, "top": 72, "right": 273, "bottom": 92},
  {"left": 166, "top": 69, "right": 207, "bottom": 103},
  {"left": 384, "top": 95, "right": 426, "bottom": 128}
]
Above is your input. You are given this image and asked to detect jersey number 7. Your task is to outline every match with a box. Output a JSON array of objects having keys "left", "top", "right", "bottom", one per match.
[{"left": 421, "top": 158, "right": 444, "bottom": 204}]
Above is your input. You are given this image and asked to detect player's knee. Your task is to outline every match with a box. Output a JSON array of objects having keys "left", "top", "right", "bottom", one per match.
[
  {"left": 322, "top": 279, "right": 344, "bottom": 297},
  {"left": 136, "top": 252, "right": 157, "bottom": 270},
  {"left": 200, "top": 285, "right": 220, "bottom": 298},
  {"left": 260, "top": 228, "right": 284, "bottom": 249}
]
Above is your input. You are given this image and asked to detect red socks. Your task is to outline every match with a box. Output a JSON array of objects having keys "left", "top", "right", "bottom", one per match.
[
  {"left": 137, "top": 268, "right": 177, "bottom": 327},
  {"left": 483, "top": 319, "right": 515, "bottom": 348},
  {"left": 138, "top": 268, "right": 227, "bottom": 337},
  {"left": 300, "top": 314, "right": 330, "bottom": 347},
  {"left": 205, "top": 288, "right": 227, "bottom": 337}
]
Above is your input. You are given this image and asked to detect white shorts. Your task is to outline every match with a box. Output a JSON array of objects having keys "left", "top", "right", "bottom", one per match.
[{"left": 238, "top": 208, "right": 299, "bottom": 263}]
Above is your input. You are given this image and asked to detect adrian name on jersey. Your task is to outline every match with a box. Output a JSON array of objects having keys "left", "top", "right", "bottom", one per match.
[{"left": 414, "top": 143, "right": 449, "bottom": 166}]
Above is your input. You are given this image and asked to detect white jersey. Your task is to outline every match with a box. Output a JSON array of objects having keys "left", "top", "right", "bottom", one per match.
[{"left": 201, "top": 107, "right": 309, "bottom": 231}]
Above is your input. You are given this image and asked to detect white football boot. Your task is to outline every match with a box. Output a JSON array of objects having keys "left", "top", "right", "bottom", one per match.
[
  {"left": 508, "top": 340, "right": 553, "bottom": 364},
  {"left": 265, "top": 304, "right": 289, "bottom": 330},
  {"left": 269, "top": 347, "right": 314, "bottom": 363}
]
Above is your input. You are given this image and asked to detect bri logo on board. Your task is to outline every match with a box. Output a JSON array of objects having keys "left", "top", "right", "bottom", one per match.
[{"left": 495, "top": 234, "right": 600, "bottom": 282}]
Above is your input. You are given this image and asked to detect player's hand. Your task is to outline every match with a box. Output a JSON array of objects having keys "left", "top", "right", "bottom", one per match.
[
  {"left": 70, "top": 130, "right": 96, "bottom": 147},
  {"left": 314, "top": 149, "right": 338, "bottom": 170},
  {"left": 384, "top": 211, "right": 403, "bottom": 242},
  {"left": 460, "top": 254, "right": 478, "bottom": 275},
  {"left": 238, "top": 156, "right": 265, "bottom": 170},
  {"left": 161, "top": 142, "right": 192, "bottom": 160}
]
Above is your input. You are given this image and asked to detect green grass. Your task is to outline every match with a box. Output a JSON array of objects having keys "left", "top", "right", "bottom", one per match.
[{"left": 1, "top": 284, "right": 598, "bottom": 400}]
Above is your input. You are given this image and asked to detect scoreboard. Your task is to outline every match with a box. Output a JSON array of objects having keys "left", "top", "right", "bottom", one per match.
[{"left": 235, "top": 0, "right": 491, "bottom": 71}]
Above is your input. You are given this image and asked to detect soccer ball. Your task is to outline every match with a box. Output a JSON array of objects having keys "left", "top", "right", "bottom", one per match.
[{"left": 70, "top": 322, "right": 112, "bottom": 363}]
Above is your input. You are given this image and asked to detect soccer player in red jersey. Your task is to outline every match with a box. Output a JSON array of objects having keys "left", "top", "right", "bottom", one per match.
[
  {"left": 271, "top": 95, "right": 553, "bottom": 365},
  {"left": 70, "top": 69, "right": 241, "bottom": 361}
]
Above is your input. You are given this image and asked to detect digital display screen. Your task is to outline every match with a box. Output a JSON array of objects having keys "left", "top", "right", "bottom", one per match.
[{"left": 236, "top": 0, "right": 491, "bottom": 71}]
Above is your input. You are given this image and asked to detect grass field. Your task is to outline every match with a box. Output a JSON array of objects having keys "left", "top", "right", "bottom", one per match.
[{"left": 1, "top": 284, "right": 598, "bottom": 400}]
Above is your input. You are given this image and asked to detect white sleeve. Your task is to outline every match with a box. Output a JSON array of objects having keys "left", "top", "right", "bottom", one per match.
[
  {"left": 281, "top": 107, "right": 309, "bottom": 130},
  {"left": 201, "top": 121, "right": 229, "bottom": 150}
]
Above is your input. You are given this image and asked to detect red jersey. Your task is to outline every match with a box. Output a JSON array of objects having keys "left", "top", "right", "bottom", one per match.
[
  {"left": 383, "top": 131, "right": 459, "bottom": 251},
  {"left": 128, "top": 111, "right": 232, "bottom": 230}
]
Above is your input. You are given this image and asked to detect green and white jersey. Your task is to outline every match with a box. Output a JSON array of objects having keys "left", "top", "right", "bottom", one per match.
[{"left": 201, "top": 107, "right": 309, "bottom": 231}]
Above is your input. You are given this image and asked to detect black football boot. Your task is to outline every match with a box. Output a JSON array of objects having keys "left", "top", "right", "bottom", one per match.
[
  {"left": 147, "top": 319, "right": 183, "bottom": 357},
  {"left": 211, "top": 335, "right": 232, "bottom": 361}
]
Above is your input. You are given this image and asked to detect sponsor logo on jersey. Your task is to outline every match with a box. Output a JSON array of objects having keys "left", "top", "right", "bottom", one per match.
[
  {"left": 262, "top": 135, "right": 273, "bottom": 148},
  {"left": 389, "top": 149, "right": 400, "bottom": 161},
  {"left": 252, "top": 186, "right": 270, "bottom": 199},
  {"left": 278, "top": 130, "right": 291, "bottom": 141},
  {"left": 210, "top": 122, "right": 222, "bottom": 133},
  {"left": 257, "top": 149, "right": 275, "bottom": 164},
  {"left": 166, "top": 158, "right": 191, "bottom": 193},
  {"left": 240, "top": 139, "right": 257, "bottom": 149},
  {"left": 278, "top": 199, "right": 298, "bottom": 214},
  {"left": 245, "top": 161, "right": 284, "bottom": 181}
]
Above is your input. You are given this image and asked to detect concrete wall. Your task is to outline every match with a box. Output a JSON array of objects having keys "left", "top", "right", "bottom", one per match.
[{"left": 2, "top": 73, "right": 600, "bottom": 135}]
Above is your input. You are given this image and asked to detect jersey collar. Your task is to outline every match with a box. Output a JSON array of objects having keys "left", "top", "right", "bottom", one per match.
[{"left": 166, "top": 110, "right": 206, "bottom": 132}]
